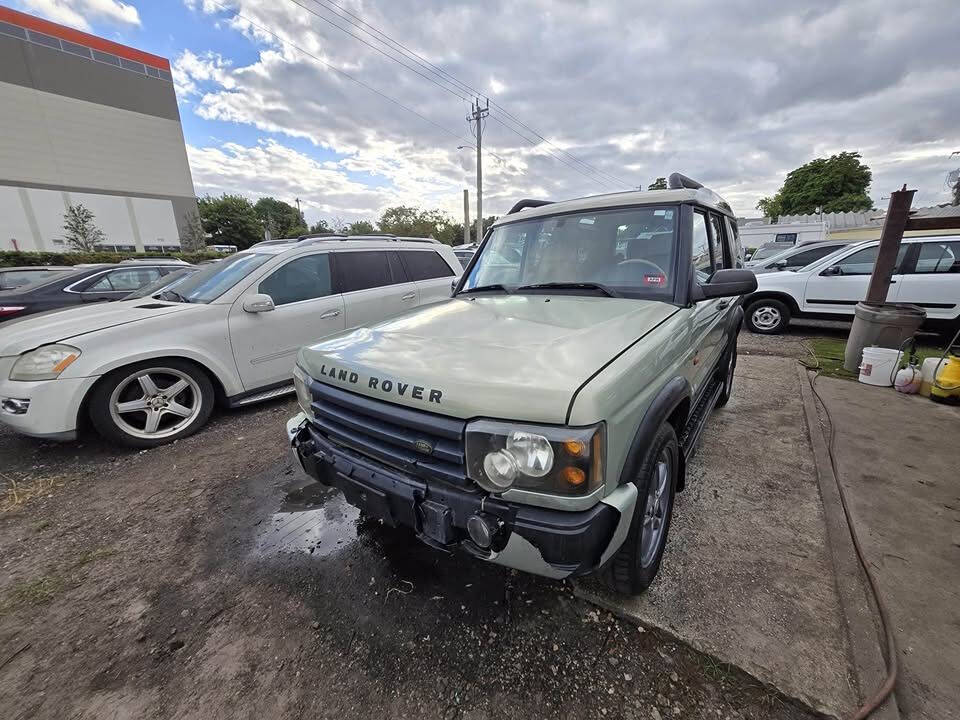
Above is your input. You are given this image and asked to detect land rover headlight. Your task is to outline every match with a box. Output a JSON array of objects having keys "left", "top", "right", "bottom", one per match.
[
  {"left": 10, "top": 344, "right": 81, "bottom": 381},
  {"left": 465, "top": 420, "right": 604, "bottom": 496},
  {"left": 292, "top": 365, "right": 314, "bottom": 421}
]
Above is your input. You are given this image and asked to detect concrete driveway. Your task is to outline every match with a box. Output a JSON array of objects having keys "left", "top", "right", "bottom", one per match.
[{"left": 576, "top": 353, "right": 859, "bottom": 718}]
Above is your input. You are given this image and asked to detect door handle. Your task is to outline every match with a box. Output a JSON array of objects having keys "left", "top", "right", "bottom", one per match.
[
  {"left": 320, "top": 309, "right": 341, "bottom": 319},
  {"left": 889, "top": 279, "right": 897, "bottom": 284},
  {"left": 401, "top": 292, "right": 416, "bottom": 301}
]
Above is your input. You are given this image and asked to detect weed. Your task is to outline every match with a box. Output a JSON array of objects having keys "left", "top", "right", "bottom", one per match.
[{"left": 0, "top": 473, "right": 64, "bottom": 513}]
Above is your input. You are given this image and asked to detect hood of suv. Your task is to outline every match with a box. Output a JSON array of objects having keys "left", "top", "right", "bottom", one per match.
[
  {"left": 299, "top": 295, "right": 678, "bottom": 423},
  {"left": 0, "top": 300, "right": 196, "bottom": 356}
]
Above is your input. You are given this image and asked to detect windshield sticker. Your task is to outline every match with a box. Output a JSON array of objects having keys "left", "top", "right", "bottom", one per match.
[{"left": 643, "top": 273, "right": 666, "bottom": 286}]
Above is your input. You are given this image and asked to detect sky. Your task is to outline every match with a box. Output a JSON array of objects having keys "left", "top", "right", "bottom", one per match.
[{"left": 10, "top": 0, "right": 960, "bottom": 227}]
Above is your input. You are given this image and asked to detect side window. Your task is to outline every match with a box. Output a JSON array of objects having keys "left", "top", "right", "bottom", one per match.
[
  {"left": 400, "top": 250, "right": 455, "bottom": 280},
  {"left": 708, "top": 214, "right": 727, "bottom": 270},
  {"left": 775, "top": 233, "right": 798, "bottom": 243},
  {"left": 259, "top": 253, "right": 332, "bottom": 306},
  {"left": 88, "top": 268, "right": 161, "bottom": 291},
  {"left": 387, "top": 251, "right": 409, "bottom": 283},
  {"left": 691, "top": 212, "right": 712, "bottom": 282},
  {"left": 785, "top": 246, "right": 837, "bottom": 268},
  {"left": 912, "top": 242, "right": 960, "bottom": 274},
  {"left": 830, "top": 245, "right": 908, "bottom": 276},
  {"left": 333, "top": 251, "right": 395, "bottom": 293}
]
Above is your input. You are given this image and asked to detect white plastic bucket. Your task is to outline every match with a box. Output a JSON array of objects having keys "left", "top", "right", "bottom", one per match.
[{"left": 858, "top": 346, "right": 900, "bottom": 387}]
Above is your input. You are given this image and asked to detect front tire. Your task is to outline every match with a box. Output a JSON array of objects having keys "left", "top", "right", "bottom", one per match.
[
  {"left": 601, "top": 423, "right": 679, "bottom": 595},
  {"left": 745, "top": 298, "right": 790, "bottom": 334},
  {"left": 88, "top": 360, "right": 214, "bottom": 448}
]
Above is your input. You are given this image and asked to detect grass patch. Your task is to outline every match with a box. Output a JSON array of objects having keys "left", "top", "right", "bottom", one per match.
[
  {"left": 0, "top": 575, "right": 66, "bottom": 616},
  {"left": 0, "top": 473, "right": 64, "bottom": 513},
  {"left": 803, "top": 337, "right": 944, "bottom": 380}
]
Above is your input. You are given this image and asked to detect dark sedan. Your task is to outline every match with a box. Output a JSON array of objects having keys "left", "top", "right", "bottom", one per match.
[
  {"left": 0, "top": 266, "right": 73, "bottom": 290},
  {"left": 0, "top": 262, "right": 190, "bottom": 323}
]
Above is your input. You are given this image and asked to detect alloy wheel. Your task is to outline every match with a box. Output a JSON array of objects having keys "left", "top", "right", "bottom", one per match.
[
  {"left": 640, "top": 449, "right": 672, "bottom": 567},
  {"left": 751, "top": 305, "right": 781, "bottom": 331},
  {"left": 108, "top": 368, "right": 202, "bottom": 440}
]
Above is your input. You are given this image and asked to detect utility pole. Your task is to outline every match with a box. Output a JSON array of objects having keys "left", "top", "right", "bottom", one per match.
[
  {"left": 463, "top": 189, "right": 471, "bottom": 245},
  {"left": 467, "top": 97, "right": 489, "bottom": 243}
]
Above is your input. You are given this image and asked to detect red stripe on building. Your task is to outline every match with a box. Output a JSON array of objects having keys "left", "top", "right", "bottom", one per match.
[{"left": 0, "top": 5, "right": 170, "bottom": 71}]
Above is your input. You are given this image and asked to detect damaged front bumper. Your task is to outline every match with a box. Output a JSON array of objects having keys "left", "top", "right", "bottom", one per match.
[{"left": 287, "top": 413, "right": 636, "bottom": 580}]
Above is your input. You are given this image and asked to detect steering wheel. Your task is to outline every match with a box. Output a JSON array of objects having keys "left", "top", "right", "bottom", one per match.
[{"left": 617, "top": 258, "right": 668, "bottom": 279}]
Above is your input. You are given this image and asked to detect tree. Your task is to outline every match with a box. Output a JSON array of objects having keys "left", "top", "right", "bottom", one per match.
[
  {"left": 198, "top": 194, "right": 262, "bottom": 249},
  {"left": 953, "top": 174, "right": 960, "bottom": 206},
  {"left": 308, "top": 218, "right": 332, "bottom": 234},
  {"left": 62, "top": 203, "right": 105, "bottom": 251},
  {"left": 345, "top": 220, "right": 375, "bottom": 235},
  {"left": 377, "top": 206, "right": 458, "bottom": 244},
  {"left": 647, "top": 177, "right": 667, "bottom": 190},
  {"left": 179, "top": 209, "right": 206, "bottom": 253},
  {"left": 253, "top": 197, "right": 307, "bottom": 239},
  {"left": 757, "top": 151, "right": 873, "bottom": 219}
]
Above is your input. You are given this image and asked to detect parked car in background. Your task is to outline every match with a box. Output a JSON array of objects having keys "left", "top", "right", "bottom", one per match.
[
  {"left": 122, "top": 266, "right": 200, "bottom": 300},
  {"left": 452, "top": 242, "right": 480, "bottom": 267},
  {"left": 749, "top": 240, "right": 854, "bottom": 274},
  {"left": 744, "top": 241, "right": 794, "bottom": 266},
  {"left": 0, "top": 266, "right": 73, "bottom": 290},
  {"left": 0, "top": 238, "right": 460, "bottom": 447},
  {"left": 0, "top": 260, "right": 192, "bottom": 323},
  {"left": 744, "top": 235, "right": 960, "bottom": 334}
]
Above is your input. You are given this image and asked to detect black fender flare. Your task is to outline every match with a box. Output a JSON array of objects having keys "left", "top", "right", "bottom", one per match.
[
  {"left": 618, "top": 376, "right": 691, "bottom": 492},
  {"left": 724, "top": 304, "right": 744, "bottom": 348}
]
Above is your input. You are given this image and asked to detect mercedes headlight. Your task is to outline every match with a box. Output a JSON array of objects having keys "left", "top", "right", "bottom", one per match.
[
  {"left": 292, "top": 365, "right": 314, "bottom": 421},
  {"left": 10, "top": 344, "right": 81, "bottom": 381},
  {"left": 465, "top": 420, "right": 604, "bottom": 496}
]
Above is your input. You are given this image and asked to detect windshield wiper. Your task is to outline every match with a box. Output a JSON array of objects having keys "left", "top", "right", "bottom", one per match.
[
  {"left": 515, "top": 282, "right": 622, "bottom": 298},
  {"left": 457, "top": 283, "right": 513, "bottom": 295}
]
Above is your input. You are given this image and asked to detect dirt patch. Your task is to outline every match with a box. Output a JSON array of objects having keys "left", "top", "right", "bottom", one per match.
[{"left": 0, "top": 397, "right": 817, "bottom": 720}]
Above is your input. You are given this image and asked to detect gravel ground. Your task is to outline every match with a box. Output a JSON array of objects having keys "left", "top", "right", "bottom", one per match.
[{"left": 0, "top": 388, "right": 820, "bottom": 720}]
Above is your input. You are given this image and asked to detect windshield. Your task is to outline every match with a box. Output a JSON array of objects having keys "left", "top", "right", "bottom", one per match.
[
  {"left": 462, "top": 206, "right": 678, "bottom": 298},
  {"left": 751, "top": 244, "right": 790, "bottom": 261},
  {"left": 167, "top": 252, "right": 274, "bottom": 303}
]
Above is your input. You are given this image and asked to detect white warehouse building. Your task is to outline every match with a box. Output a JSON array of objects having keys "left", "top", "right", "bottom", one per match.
[{"left": 0, "top": 6, "right": 197, "bottom": 253}]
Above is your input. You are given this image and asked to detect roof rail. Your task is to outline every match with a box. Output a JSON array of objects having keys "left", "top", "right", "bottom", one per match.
[
  {"left": 295, "top": 232, "right": 345, "bottom": 241},
  {"left": 667, "top": 173, "right": 703, "bottom": 190},
  {"left": 507, "top": 199, "right": 554, "bottom": 215},
  {"left": 394, "top": 236, "right": 439, "bottom": 244}
]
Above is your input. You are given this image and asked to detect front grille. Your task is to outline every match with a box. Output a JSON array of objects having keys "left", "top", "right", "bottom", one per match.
[{"left": 307, "top": 379, "right": 467, "bottom": 486}]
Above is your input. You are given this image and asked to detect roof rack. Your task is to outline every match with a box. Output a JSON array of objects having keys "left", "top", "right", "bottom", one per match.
[
  {"left": 667, "top": 173, "right": 703, "bottom": 190},
  {"left": 507, "top": 199, "right": 554, "bottom": 215},
  {"left": 295, "top": 232, "right": 345, "bottom": 241}
]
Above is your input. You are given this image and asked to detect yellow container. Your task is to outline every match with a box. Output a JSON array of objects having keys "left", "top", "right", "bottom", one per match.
[{"left": 930, "top": 354, "right": 960, "bottom": 404}]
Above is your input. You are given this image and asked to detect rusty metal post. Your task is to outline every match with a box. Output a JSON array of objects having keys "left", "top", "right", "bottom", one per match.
[{"left": 864, "top": 186, "right": 915, "bottom": 304}]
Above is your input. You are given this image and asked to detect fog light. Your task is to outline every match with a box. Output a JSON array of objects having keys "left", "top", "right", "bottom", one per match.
[
  {"left": 466, "top": 514, "right": 501, "bottom": 549},
  {"left": 1, "top": 397, "right": 30, "bottom": 415}
]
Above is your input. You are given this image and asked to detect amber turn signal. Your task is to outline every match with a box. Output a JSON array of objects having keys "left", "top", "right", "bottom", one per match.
[
  {"left": 562, "top": 439, "right": 586, "bottom": 457},
  {"left": 561, "top": 466, "right": 587, "bottom": 486}
]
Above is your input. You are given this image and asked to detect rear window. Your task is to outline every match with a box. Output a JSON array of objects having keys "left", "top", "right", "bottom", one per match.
[
  {"left": 400, "top": 250, "right": 455, "bottom": 280},
  {"left": 334, "top": 251, "right": 397, "bottom": 293}
]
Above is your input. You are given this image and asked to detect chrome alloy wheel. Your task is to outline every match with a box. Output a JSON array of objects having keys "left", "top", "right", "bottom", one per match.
[
  {"left": 640, "top": 450, "right": 672, "bottom": 567},
  {"left": 108, "top": 367, "right": 202, "bottom": 440},
  {"left": 751, "top": 305, "right": 782, "bottom": 331}
]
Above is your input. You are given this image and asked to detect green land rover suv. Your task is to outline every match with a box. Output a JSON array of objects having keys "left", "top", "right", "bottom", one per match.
[{"left": 287, "top": 173, "right": 757, "bottom": 594}]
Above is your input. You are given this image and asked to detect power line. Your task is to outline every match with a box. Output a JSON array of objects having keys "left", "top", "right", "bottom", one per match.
[
  {"left": 203, "top": 1, "right": 480, "bottom": 156},
  {"left": 292, "top": 0, "right": 632, "bottom": 190}
]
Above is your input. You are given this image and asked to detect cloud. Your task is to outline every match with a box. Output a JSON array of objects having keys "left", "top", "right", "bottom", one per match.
[
  {"left": 178, "top": 0, "right": 960, "bottom": 218},
  {"left": 15, "top": 0, "right": 140, "bottom": 31}
]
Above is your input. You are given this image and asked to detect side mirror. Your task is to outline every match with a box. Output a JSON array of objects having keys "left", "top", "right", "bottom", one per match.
[
  {"left": 744, "top": 251, "right": 754, "bottom": 261},
  {"left": 696, "top": 269, "right": 758, "bottom": 300},
  {"left": 821, "top": 265, "right": 842, "bottom": 276},
  {"left": 243, "top": 293, "right": 275, "bottom": 313},
  {"left": 773, "top": 260, "right": 788, "bottom": 270}
]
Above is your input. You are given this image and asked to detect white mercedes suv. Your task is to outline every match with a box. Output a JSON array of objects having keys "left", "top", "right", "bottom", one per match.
[{"left": 0, "top": 238, "right": 461, "bottom": 447}]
